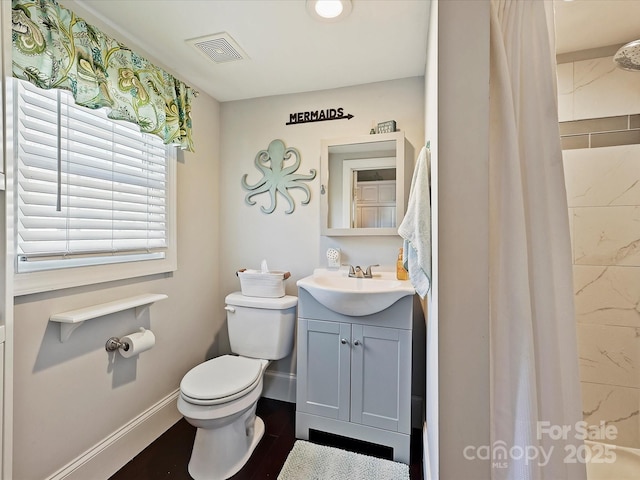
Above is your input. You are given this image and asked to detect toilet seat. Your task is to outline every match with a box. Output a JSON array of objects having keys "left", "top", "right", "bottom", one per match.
[{"left": 180, "top": 355, "right": 264, "bottom": 406}]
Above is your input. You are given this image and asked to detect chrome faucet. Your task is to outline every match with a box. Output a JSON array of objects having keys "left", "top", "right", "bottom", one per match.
[
  {"left": 345, "top": 264, "right": 379, "bottom": 278},
  {"left": 364, "top": 264, "right": 379, "bottom": 278}
]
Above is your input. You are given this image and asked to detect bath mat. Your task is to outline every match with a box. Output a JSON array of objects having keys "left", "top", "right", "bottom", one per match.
[{"left": 278, "top": 440, "right": 410, "bottom": 480}]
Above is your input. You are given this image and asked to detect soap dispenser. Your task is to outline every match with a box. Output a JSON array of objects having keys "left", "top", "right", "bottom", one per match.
[{"left": 396, "top": 248, "right": 408, "bottom": 280}]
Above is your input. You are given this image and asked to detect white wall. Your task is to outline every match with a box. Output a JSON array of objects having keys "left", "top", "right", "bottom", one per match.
[
  {"left": 423, "top": 2, "right": 438, "bottom": 479},
  {"left": 6, "top": 2, "right": 225, "bottom": 477},
  {"left": 437, "top": 1, "right": 491, "bottom": 478},
  {"left": 219, "top": 77, "right": 425, "bottom": 388},
  {"left": 0, "top": 2, "right": 14, "bottom": 477},
  {"left": 559, "top": 56, "right": 640, "bottom": 450},
  {"left": 11, "top": 85, "right": 222, "bottom": 480}
]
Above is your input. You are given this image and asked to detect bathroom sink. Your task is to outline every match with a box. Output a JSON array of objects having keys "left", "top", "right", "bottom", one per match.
[{"left": 297, "top": 268, "right": 415, "bottom": 316}]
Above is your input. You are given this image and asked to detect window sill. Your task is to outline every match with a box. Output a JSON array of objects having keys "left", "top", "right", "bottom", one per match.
[{"left": 14, "top": 254, "right": 177, "bottom": 296}]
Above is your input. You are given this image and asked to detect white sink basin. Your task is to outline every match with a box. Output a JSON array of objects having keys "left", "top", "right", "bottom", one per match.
[{"left": 297, "top": 268, "right": 415, "bottom": 316}]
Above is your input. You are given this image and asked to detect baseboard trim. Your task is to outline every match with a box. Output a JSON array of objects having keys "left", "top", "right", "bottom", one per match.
[
  {"left": 262, "top": 370, "right": 296, "bottom": 403},
  {"left": 45, "top": 376, "right": 422, "bottom": 478},
  {"left": 46, "top": 389, "right": 182, "bottom": 480}
]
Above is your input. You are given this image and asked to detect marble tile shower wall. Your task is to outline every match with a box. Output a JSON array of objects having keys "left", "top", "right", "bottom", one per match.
[{"left": 559, "top": 56, "right": 640, "bottom": 449}]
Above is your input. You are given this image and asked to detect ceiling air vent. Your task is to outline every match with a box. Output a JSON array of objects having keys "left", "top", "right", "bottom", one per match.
[{"left": 188, "top": 32, "right": 248, "bottom": 64}]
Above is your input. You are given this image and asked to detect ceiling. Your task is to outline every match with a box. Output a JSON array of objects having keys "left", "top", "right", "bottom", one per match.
[
  {"left": 65, "top": 0, "right": 640, "bottom": 103},
  {"left": 68, "top": 0, "right": 430, "bottom": 102},
  {"left": 553, "top": 0, "right": 640, "bottom": 54}
]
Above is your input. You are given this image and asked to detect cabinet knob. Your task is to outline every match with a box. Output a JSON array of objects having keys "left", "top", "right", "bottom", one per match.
[
  {"left": 354, "top": 340, "right": 361, "bottom": 346},
  {"left": 340, "top": 338, "right": 349, "bottom": 345}
]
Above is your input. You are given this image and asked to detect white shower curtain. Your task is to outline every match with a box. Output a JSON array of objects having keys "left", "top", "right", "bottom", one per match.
[{"left": 489, "top": 1, "right": 586, "bottom": 479}]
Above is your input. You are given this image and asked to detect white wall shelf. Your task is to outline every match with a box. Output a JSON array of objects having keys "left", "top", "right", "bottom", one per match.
[{"left": 50, "top": 293, "right": 168, "bottom": 342}]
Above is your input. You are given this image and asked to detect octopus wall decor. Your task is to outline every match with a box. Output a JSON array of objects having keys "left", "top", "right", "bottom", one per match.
[{"left": 241, "top": 139, "right": 316, "bottom": 214}]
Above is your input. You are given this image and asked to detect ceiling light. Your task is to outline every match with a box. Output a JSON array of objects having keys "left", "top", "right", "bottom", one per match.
[
  {"left": 316, "top": 0, "right": 343, "bottom": 18},
  {"left": 307, "top": 0, "right": 352, "bottom": 22}
]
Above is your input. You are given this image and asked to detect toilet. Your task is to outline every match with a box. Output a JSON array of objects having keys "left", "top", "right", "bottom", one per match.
[{"left": 177, "top": 292, "right": 297, "bottom": 480}]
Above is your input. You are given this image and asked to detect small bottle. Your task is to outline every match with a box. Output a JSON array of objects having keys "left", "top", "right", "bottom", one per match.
[{"left": 396, "top": 248, "right": 408, "bottom": 280}]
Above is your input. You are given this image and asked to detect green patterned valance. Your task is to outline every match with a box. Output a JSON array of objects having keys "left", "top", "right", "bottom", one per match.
[{"left": 12, "top": 0, "right": 197, "bottom": 151}]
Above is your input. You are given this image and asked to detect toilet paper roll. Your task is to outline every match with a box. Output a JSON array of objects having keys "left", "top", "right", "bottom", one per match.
[{"left": 120, "top": 328, "right": 156, "bottom": 358}]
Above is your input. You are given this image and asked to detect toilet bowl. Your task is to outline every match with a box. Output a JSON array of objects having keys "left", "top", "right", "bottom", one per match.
[
  {"left": 178, "top": 292, "right": 297, "bottom": 480},
  {"left": 177, "top": 355, "right": 268, "bottom": 479}
]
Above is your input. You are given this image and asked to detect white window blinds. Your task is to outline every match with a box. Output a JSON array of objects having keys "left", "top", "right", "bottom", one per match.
[{"left": 16, "top": 80, "right": 169, "bottom": 271}]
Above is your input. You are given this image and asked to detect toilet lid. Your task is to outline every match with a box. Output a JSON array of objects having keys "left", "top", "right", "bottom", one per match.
[{"left": 180, "top": 355, "right": 263, "bottom": 401}]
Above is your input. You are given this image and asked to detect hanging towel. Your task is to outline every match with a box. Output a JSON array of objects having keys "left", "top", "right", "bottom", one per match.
[{"left": 398, "top": 146, "right": 431, "bottom": 297}]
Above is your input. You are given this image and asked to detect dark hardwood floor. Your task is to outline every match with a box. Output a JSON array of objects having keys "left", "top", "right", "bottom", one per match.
[{"left": 110, "top": 398, "right": 423, "bottom": 480}]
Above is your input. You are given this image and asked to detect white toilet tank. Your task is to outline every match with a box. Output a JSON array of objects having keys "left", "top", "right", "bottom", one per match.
[{"left": 225, "top": 292, "right": 297, "bottom": 360}]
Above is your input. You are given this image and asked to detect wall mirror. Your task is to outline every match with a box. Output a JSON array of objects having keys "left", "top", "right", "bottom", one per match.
[{"left": 320, "top": 131, "right": 409, "bottom": 236}]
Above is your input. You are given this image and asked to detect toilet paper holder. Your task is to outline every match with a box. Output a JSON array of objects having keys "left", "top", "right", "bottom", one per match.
[{"left": 105, "top": 337, "right": 130, "bottom": 353}]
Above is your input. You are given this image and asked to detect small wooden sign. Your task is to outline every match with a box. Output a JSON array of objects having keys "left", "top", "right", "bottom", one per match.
[{"left": 286, "top": 108, "right": 354, "bottom": 126}]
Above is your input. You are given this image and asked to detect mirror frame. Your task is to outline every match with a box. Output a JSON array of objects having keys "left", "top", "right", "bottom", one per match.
[{"left": 320, "top": 131, "right": 408, "bottom": 236}]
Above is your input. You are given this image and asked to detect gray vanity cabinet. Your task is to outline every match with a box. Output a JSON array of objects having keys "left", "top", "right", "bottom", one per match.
[
  {"left": 296, "top": 318, "right": 351, "bottom": 421},
  {"left": 350, "top": 324, "right": 411, "bottom": 432},
  {"left": 295, "top": 288, "right": 414, "bottom": 463}
]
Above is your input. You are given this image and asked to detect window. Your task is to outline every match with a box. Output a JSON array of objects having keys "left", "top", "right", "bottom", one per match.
[{"left": 13, "top": 80, "right": 176, "bottom": 294}]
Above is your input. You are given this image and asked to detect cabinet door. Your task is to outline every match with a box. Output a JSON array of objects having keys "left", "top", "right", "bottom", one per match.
[
  {"left": 350, "top": 325, "right": 411, "bottom": 433},
  {"left": 296, "top": 319, "right": 351, "bottom": 421}
]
